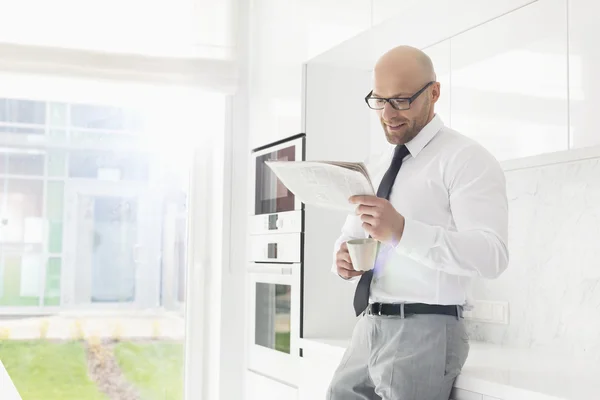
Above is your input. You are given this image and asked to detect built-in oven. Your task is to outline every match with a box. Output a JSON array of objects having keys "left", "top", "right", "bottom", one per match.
[
  {"left": 248, "top": 134, "right": 305, "bottom": 384},
  {"left": 251, "top": 133, "right": 305, "bottom": 216},
  {"left": 247, "top": 263, "right": 301, "bottom": 383}
]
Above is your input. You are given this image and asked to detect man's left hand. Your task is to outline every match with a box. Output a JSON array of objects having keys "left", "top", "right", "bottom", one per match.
[{"left": 349, "top": 195, "right": 405, "bottom": 244}]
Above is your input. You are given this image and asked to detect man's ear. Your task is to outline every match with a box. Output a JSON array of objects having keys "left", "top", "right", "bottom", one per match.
[{"left": 431, "top": 82, "right": 441, "bottom": 104}]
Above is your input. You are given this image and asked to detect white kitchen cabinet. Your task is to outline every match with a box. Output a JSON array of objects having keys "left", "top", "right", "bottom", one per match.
[
  {"left": 298, "top": 351, "right": 342, "bottom": 400},
  {"left": 301, "top": 0, "right": 372, "bottom": 61},
  {"left": 248, "top": 0, "right": 371, "bottom": 149},
  {"left": 424, "top": 40, "right": 451, "bottom": 126},
  {"left": 0, "top": 360, "right": 21, "bottom": 400},
  {"left": 451, "top": 388, "right": 483, "bottom": 400},
  {"left": 246, "top": 370, "right": 298, "bottom": 400},
  {"left": 450, "top": 0, "right": 568, "bottom": 161},
  {"left": 371, "top": 0, "right": 537, "bottom": 37},
  {"left": 304, "top": 63, "right": 373, "bottom": 339},
  {"left": 568, "top": 0, "right": 600, "bottom": 149},
  {"left": 371, "top": 0, "right": 421, "bottom": 26}
]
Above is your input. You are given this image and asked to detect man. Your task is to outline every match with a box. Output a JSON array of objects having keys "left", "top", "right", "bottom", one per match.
[{"left": 327, "top": 46, "right": 509, "bottom": 400}]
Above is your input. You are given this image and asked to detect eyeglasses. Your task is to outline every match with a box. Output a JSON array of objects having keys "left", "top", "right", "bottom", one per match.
[{"left": 364, "top": 81, "right": 435, "bottom": 111}]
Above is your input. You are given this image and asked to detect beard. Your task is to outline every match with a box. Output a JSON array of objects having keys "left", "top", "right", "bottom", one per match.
[{"left": 382, "top": 102, "right": 431, "bottom": 145}]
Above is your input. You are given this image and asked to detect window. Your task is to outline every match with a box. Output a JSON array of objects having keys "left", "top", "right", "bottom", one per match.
[
  {"left": 0, "top": 79, "right": 225, "bottom": 400},
  {"left": 0, "top": 99, "right": 46, "bottom": 135}
]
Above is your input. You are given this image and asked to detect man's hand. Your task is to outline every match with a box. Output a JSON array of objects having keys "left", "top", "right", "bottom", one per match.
[
  {"left": 349, "top": 195, "right": 405, "bottom": 244},
  {"left": 336, "top": 242, "right": 364, "bottom": 279}
]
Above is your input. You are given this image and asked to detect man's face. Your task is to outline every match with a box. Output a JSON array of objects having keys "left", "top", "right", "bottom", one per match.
[{"left": 372, "top": 76, "right": 439, "bottom": 146}]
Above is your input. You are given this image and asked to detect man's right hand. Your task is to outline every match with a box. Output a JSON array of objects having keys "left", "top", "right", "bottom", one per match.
[{"left": 336, "top": 242, "right": 364, "bottom": 280}]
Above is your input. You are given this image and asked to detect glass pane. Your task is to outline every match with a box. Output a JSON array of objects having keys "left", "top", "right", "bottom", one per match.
[
  {"left": 0, "top": 153, "right": 7, "bottom": 174},
  {"left": 0, "top": 98, "right": 46, "bottom": 125},
  {"left": 0, "top": 126, "right": 45, "bottom": 135},
  {"left": 74, "top": 195, "right": 137, "bottom": 303},
  {"left": 48, "top": 129, "right": 67, "bottom": 138},
  {"left": 69, "top": 104, "right": 143, "bottom": 131},
  {"left": 8, "top": 152, "right": 45, "bottom": 176},
  {"left": 255, "top": 145, "right": 296, "bottom": 214},
  {"left": 48, "top": 221, "right": 63, "bottom": 253},
  {"left": 44, "top": 257, "right": 61, "bottom": 306},
  {"left": 255, "top": 282, "right": 291, "bottom": 354},
  {"left": 46, "top": 181, "right": 64, "bottom": 220},
  {"left": 0, "top": 179, "right": 44, "bottom": 244},
  {"left": 68, "top": 150, "right": 149, "bottom": 181},
  {"left": 0, "top": 254, "right": 41, "bottom": 306},
  {"left": 48, "top": 102, "right": 67, "bottom": 126},
  {"left": 69, "top": 130, "right": 140, "bottom": 150},
  {"left": 47, "top": 150, "right": 66, "bottom": 176},
  {"left": 0, "top": 151, "right": 45, "bottom": 176}
]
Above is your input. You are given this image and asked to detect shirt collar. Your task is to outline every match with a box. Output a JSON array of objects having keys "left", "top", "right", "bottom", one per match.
[{"left": 405, "top": 114, "right": 444, "bottom": 158}]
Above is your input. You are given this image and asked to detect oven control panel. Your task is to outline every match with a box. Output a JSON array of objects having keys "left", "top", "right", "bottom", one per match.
[
  {"left": 249, "top": 232, "right": 302, "bottom": 263},
  {"left": 249, "top": 210, "right": 302, "bottom": 235}
]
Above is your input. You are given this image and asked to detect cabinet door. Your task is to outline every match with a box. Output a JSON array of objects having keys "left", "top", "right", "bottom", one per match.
[
  {"left": 451, "top": 387, "right": 483, "bottom": 400},
  {"left": 371, "top": 0, "right": 421, "bottom": 26},
  {"left": 249, "top": 0, "right": 371, "bottom": 149},
  {"left": 450, "top": 0, "right": 568, "bottom": 161},
  {"left": 568, "top": 0, "right": 600, "bottom": 149},
  {"left": 373, "top": 0, "right": 535, "bottom": 28},
  {"left": 424, "top": 40, "right": 451, "bottom": 125},
  {"left": 298, "top": 354, "right": 340, "bottom": 400},
  {"left": 246, "top": 370, "right": 298, "bottom": 400}
]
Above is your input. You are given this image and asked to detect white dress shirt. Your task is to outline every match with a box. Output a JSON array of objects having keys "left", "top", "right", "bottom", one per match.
[{"left": 332, "top": 114, "right": 509, "bottom": 307}]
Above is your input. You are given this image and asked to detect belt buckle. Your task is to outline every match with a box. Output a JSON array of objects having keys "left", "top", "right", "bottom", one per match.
[{"left": 375, "top": 303, "right": 382, "bottom": 316}]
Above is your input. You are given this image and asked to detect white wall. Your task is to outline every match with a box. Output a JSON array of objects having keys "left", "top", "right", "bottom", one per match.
[{"left": 467, "top": 154, "right": 600, "bottom": 357}]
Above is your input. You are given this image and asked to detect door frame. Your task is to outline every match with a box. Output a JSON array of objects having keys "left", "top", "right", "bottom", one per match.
[{"left": 61, "top": 179, "right": 155, "bottom": 310}]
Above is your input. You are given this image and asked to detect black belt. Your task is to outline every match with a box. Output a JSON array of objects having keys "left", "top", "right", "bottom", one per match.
[{"left": 365, "top": 302, "right": 461, "bottom": 318}]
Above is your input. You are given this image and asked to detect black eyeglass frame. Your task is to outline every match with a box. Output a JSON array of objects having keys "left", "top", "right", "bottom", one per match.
[{"left": 364, "top": 81, "right": 435, "bottom": 110}]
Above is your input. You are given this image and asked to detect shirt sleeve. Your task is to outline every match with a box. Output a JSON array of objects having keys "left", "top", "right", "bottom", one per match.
[
  {"left": 331, "top": 213, "right": 368, "bottom": 281},
  {"left": 395, "top": 144, "right": 509, "bottom": 279}
]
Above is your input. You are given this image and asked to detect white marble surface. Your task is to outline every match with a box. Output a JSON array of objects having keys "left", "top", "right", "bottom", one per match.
[
  {"left": 466, "top": 156, "right": 600, "bottom": 357},
  {"left": 0, "top": 360, "right": 21, "bottom": 400},
  {"left": 300, "top": 337, "right": 600, "bottom": 400}
]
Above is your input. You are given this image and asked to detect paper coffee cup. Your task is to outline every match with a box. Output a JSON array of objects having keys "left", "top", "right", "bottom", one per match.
[{"left": 347, "top": 238, "right": 378, "bottom": 272}]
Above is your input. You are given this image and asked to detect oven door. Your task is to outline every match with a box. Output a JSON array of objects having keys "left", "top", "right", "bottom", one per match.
[
  {"left": 247, "top": 263, "right": 301, "bottom": 384},
  {"left": 251, "top": 134, "right": 305, "bottom": 216}
]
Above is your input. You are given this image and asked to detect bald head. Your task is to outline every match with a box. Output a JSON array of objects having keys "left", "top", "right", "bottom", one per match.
[
  {"left": 374, "top": 45, "right": 436, "bottom": 90},
  {"left": 370, "top": 45, "right": 440, "bottom": 146}
]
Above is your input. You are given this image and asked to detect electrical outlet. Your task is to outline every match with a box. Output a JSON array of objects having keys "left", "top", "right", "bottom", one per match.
[{"left": 463, "top": 300, "right": 509, "bottom": 324}]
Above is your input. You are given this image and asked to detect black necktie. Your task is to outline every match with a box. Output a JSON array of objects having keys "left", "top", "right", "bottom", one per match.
[{"left": 353, "top": 145, "right": 410, "bottom": 316}]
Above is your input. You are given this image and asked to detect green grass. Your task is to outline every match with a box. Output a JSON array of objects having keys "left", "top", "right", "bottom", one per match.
[
  {"left": 114, "top": 341, "right": 184, "bottom": 400},
  {"left": 0, "top": 341, "right": 107, "bottom": 400},
  {"left": 275, "top": 332, "right": 290, "bottom": 353}
]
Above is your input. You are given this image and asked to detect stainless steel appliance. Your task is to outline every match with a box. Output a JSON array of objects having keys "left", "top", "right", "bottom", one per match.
[{"left": 247, "top": 134, "right": 305, "bottom": 384}]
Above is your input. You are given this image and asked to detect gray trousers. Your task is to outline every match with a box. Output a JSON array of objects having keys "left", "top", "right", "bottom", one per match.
[{"left": 327, "top": 312, "right": 470, "bottom": 400}]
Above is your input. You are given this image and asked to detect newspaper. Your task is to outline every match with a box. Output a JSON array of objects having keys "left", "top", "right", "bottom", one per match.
[{"left": 265, "top": 160, "right": 374, "bottom": 212}]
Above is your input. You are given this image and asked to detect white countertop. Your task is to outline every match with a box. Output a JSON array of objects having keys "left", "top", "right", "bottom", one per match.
[
  {"left": 300, "top": 338, "right": 600, "bottom": 400},
  {"left": 0, "top": 360, "right": 21, "bottom": 400}
]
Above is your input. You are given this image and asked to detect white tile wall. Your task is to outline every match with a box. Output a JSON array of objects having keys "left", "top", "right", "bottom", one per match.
[{"left": 466, "top": 155, "right": 600, "bottom": 358}]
